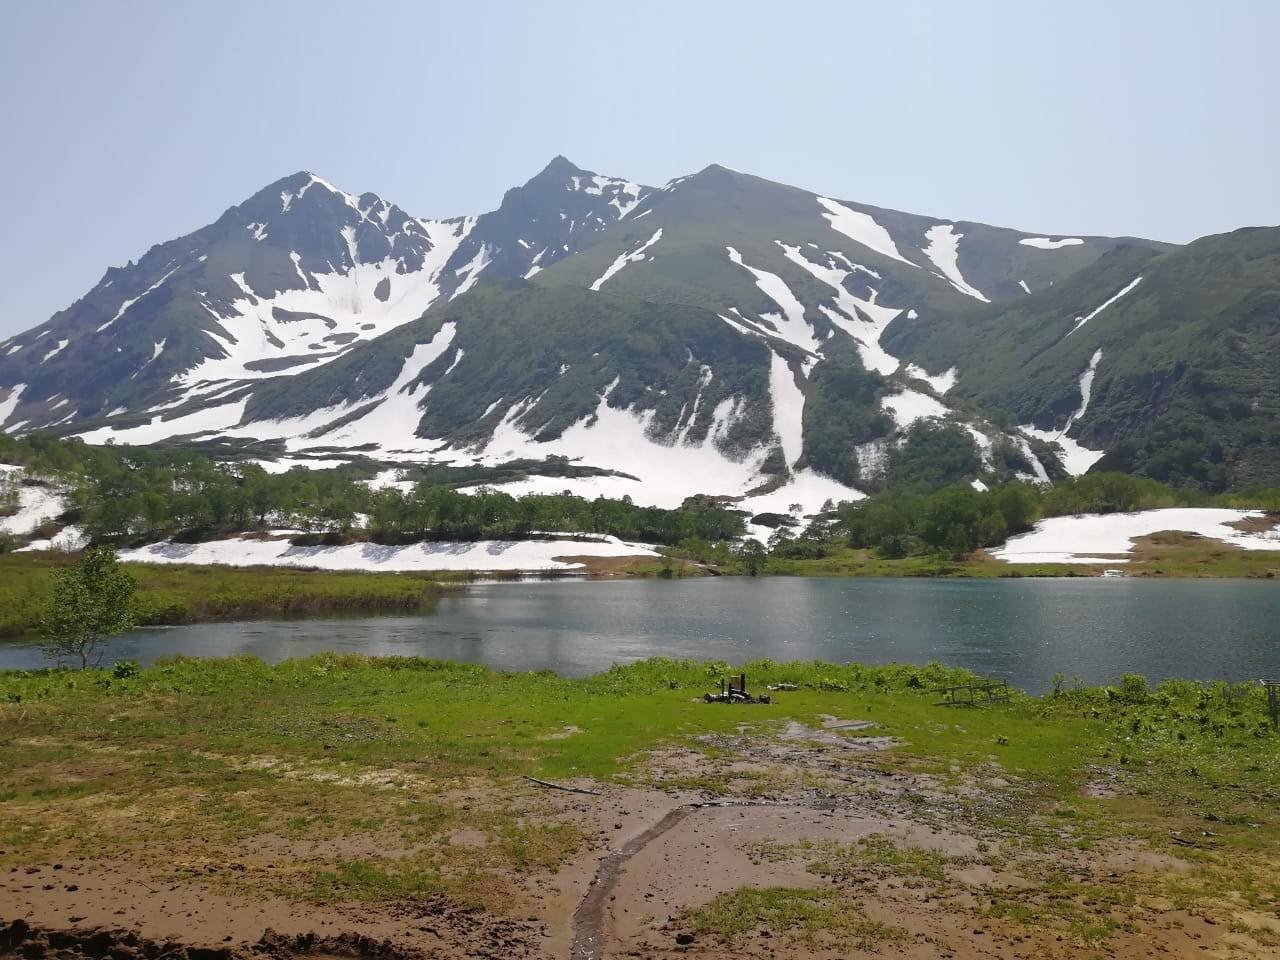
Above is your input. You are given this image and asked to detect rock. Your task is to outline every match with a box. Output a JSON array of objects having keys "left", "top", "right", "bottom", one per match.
[{"left": 676, "top": 932, "right": 696, "bottom": 945}]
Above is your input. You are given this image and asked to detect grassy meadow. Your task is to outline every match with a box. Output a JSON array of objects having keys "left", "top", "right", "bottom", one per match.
[
  {"left": 763, "top": 536, "right": 1280, "bottom": 579},
  {"left": 1, "top": 655, "right": 1276, "bottom": 924}
]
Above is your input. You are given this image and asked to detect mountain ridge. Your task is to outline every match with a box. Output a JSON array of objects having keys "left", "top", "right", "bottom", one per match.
[{"left": 2, "top": 156, "right": 1267, "bottom": 510}]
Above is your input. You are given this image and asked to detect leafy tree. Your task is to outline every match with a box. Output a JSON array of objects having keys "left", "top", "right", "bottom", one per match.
[
  {"left": 735, "top": 538, "right": 767, "bottom": 576},
  {"left": 40, "top": 547, "right": 137, "bottom": 669},
  {"left": 884, "top": 421, "right": 982, "bottom": 493}
]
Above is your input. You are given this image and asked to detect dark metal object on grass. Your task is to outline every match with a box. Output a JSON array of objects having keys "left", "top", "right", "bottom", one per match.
[
  {"left": 1262, "top": 679, "right": 1280, "bottom": 729},
  {"left": 934, "top": 679, "right": 1012, "bottom": 707},
  {"left": 704, "top": 673, "right": 771, "bottom": 704}
]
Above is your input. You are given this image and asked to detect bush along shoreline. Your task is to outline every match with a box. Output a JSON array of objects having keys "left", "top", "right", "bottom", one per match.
[{"left": 0, "top": 551, "right": 459, "bottom": 638}]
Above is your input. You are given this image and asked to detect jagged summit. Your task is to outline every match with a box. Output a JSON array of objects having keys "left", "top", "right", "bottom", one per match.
[{"left": 536, "top": 154, "right": 586, "bottom": 177}]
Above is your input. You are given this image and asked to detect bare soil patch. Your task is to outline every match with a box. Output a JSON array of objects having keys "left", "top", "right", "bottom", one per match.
[{"left": 3, "top": 720, "right": 1266, "bottom": 960}]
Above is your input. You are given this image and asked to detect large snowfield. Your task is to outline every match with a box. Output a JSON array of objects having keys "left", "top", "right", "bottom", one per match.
[{"left": 991, "top": 508, "right": 1280, "bottom": 564}]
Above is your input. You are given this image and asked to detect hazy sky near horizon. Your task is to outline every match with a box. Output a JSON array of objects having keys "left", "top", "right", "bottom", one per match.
[{"left": 2, "top": 0, "right": 1278, "bottom": 336}]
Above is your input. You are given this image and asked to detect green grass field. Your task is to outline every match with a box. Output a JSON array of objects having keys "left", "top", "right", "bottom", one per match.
[
  {"left": 0, "top": 552, "right": 457, "bottom": 637},
  {"left": 1, "top": 656, "right": 1276, "bottom": 953},
  {"left": 763, "top": 538, "right": 1280, "bottom": 579},
  {"left": 1, "top": 657, "right": 1275, "bottom": 866}
]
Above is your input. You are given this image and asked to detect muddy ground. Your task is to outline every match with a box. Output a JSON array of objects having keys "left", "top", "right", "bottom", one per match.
[{"left": 2, "top": 716, "right": 1273, "bottom": 960}]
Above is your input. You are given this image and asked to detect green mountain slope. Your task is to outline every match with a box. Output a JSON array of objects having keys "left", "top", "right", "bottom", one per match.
[
  {"left": 885, "top": 227, "right": 1280, "bottom": 489},
  {"left": 245, "top": 279, "right": 779, "bottom": 457}
]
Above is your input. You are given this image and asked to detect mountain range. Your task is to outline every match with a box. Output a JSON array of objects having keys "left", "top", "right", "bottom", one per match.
[{"left": 1, "top": 156, "right": 1273, "bottom": 513}]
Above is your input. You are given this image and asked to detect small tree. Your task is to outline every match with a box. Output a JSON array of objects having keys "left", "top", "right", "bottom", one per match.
[
  {"left": 736, "top": 539, "right": 767, "bottom": 576},
  {"left": 41, "top": 547, "right": 137, "bottom": 669}
]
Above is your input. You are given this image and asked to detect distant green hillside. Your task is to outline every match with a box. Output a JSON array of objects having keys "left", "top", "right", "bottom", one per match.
[{"left": 886, "top": 227, "right": 1280, "bottom": 490}]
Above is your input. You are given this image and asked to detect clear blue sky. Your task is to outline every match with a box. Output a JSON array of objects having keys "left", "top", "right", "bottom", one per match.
[{"left": 2, "top": 0, "right": 1278, "bottom": 336}]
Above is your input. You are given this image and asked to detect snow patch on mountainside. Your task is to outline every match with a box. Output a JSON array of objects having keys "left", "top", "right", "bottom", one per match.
[
  {"left": 1066, "top": 277, "right": 1142, "bottom": 337},
  {"left": 1012, "top": 436, "right": 1051, "bottom": 483},
  {"left": 1020, "top": 237, "right": 1084, "bottom": 250},
  {"left": 450, "top": 242, "right": 491, "bottom": 299},
  {"left": 922, "top": 225, "right": 989, "bottom": 301},
  {"left": 769, "top": 353, "right": 805, "bottom": 467},
  {"left": 817, "top": 198, "right": 915, "bottom": 266},
  {"left": 0, "top": 386, "right": 24, "bottom": 429},
  {"left": 179, "top": 218, "right": 473, "bottom": 384},
  {"left": 40, "top": 340, "right": 70, "bottom": 364},
  {"left": 776, "top": 243, "right": 901, "bottom": 374},
  {"left": 441, "top": 375, "right": 863, "bottom": 516},
  {"left": 726, "top": 247, "right": 819, "bottom": 354},
  {"left": 741, "top": 469, "right": 864, "bottom": 518},
  {"left": 119, "top": 534, "right": 660, "bottom": 572},
  {"left": 1063, "top": 348, "right": 1103, "bottom": 435},
  {"left": 571, "top": 174, "right": 646, "bottom": 219},
  {"left": 882, "top": 388, "right": 948, "bottom": 428},
  {"left": 97, "top": 262, "right": 182, "bottom": 332},
  {"left": 854, "top": 439, "right": 891, "bottom": 484},
  {"left": 304, "top": 323, "right": 460, "bottom": 453},
  {"left": 591, "top": 229, "right": 663, "bottom": 291},
  {"left": 961, "top": 424, "right": 995, "bottom": 467},
  {"left": 902, "top": 363, "right": 957, "bottom": 393},
  {"left": 0, "top": 477, "right": 67, "bottom": 536},
  {"left": 249, "top": 457, "right": 353, "bottom": 474},
  {"left": 1020, "top": 429, "right": 1104, "bottom": 478},
  {"left": 1019, "top": 348, "right": 1106, "bottom": 476},
  {"left": 79, "top": 398, "right": 250, "bottom": 445},
  {"left": 464, "top": 381, "right": 766, "bottom": 510},
  {"left": 992, "top": 508, "right": 1279, "bottom": 564},
  {"left": 19, "top": 524, "right": 87, "bottom": 553}
]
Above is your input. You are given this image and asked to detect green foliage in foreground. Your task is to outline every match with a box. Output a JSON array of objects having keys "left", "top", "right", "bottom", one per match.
[
  {"left": 688, "top": 887, "right": 900, "bottom": 947},
  {"left": 39, "top": 548, "right": 136, "bottom": 668},
  {"left": 1, "top": 656, "right": 1274, "bottom": 790},
  {"left": 0, "top": 552, "right": 453, "bottom": 637}
]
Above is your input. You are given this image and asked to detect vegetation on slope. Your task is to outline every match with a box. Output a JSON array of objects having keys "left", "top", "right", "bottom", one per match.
[
  {"left": 0, "top": 434, "right": 747, "bottom": 548},
  {"left": 886, "top": 228, "right": 1280, "bottom": 490},
  {"left": 755, "top": 472, "right": 1280, "bottom": 566},
  {"left": 245, "top": 280, "right": 778, "bottom": 456}
]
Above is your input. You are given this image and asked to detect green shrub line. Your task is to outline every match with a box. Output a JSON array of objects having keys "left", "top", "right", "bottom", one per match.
[{"left": 0, "top": 552, "right": 456, "bottom": 637}]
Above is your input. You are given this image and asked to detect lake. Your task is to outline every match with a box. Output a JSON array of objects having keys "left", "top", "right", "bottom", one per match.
[{"left": 2, "top": 577, "right": 1277, "bottom": 692}]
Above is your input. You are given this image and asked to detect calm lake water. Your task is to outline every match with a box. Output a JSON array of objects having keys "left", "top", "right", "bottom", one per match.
[{"left": 2, "top": 578, "right": 1277, "bottom": 692}]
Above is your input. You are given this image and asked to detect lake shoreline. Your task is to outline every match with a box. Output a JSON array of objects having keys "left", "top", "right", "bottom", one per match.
[
  {"left": 2, "top": 538, "right": 1278, "bottom": 640},
  {"left": 3, "top": 574, "right": 1278, "bottom": 689}
]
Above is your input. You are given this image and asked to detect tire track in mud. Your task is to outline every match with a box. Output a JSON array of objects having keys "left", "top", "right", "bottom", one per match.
[{"left": 569, "top": 799, "right": 810, "bottom": 960}]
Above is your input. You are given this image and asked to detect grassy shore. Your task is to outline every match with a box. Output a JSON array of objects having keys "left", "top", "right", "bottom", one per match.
[
  {"left": 2, "top": 531, "right": 1275, "bottom": 638},
  {"left": 0, "top": 553, "right": 459, "bottom": 637},
  {"left": 1, "top": 656, "right": 1277, "bottom": 956},
  {"left": 763, "top": 534, "right": 1280, "bottom": 579}
]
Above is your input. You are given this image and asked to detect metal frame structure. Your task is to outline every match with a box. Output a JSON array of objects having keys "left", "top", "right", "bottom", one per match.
[{"left": 1262, "top": 679, "right": 1280, "bottom": 730}]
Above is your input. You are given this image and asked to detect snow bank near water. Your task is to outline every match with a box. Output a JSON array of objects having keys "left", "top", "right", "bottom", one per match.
[
  {"left": 119, "top": 534, "right": 659, "bottom": 572},
  {"left": 991, "top": 508, "right": 1280, "bottom": 564}
]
